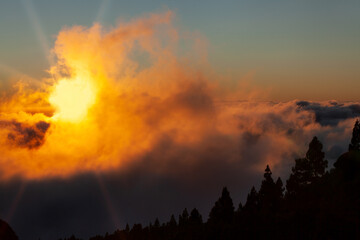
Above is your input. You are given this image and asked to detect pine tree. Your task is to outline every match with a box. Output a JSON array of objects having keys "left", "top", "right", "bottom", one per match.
[
  {"left": 307, "top": 136, "right": 328, "bottom": 178},
  {"left": 168, "top": 214, "right": 177, "bottom": 227},
  {"left": 125, "top": 223, "right": 130, "bottom": 232},
  {"left": 349, "top": 119, "right": 360, "bottom": 151},
  {"left": 286, "top": 136, "right": 327, "bottom": 197},
  {"left": 334, "top": 120, "right": 360, "bottom": 181},
  {"left": 259, "top": 165, "right": 274, "bottom": 208},
  {"left": 258, "top": 165, "right": 283, "bottom": 212},
  {"left": 286, "top": 157, "right": 312, "bottom": 196},
  {"left": 179, "top": 208, "right": 189, "bottom": 226},
  {"left": 244, "top": 186, "right": 259, "bottom": 213},
  {"left": 189, "top": 208, "right": 203, "bottom": 224},
  {"left": 154, "top": 218, "right": 160, "bottom": 228},
  {"left": 208, "top": 187, "right": 235, "bottom": 224},
  {"left": 275, "top": 177, "right": 284, "bottom": 199},
  {"left": 274, "top": 177, "right": 284, "bottom": 210}
]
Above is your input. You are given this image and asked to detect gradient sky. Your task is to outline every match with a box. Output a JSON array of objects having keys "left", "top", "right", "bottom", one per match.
[{"left": 1, "top": 0, "right": 359, "bottom": 101}]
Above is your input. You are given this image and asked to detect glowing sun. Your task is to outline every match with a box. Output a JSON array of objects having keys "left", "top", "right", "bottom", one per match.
[{"left": 49, "top": 75, "right": 96, "bottom": 122}]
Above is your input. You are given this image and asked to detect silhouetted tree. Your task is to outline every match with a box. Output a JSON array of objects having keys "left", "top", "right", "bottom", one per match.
[
  {"left": 187, "top": 208, "right": 204, "bottom": 239},
  {"left": 275, "top": 177, "right": 284, "bottom": 197},
  {"left": 208, "top": 187, "right": 234, "bottom": 224},
  {"left": 154, "top": 218, "right": 160, "bottom": 228},
  {"left": 349, "top": 119, "right": 360, "bottom": 151},
  {"left": 89, "top": 235, "right": 104, "bottom": 240},
  {"left": 286, "top": 157, "right": 311, "bottom": 196},
  {"left": 307, "top": 136, "right": 328, "bottom": 178},
  {"left": 244, "top": 186, "right": 259, "bottom": 213},
  {"left": 189, "top": 208, "right": 203, "bottom": 225},
  {"left": 264, "top": 165, "right": 272, "bottom": 180},
  {"left": 270, "top": 177, "right": 284, "bottom": 218},
  {"left": 257, "top": 165, "right": 284, "bottom": 214},
  {"left": 130, "top": 223, "right": 143, "bottom": 240},
  {"left": 167, "top": 214, "right": 177, "bottom": 227},
  {"left": 63, "top": 235, "right": 80, "bottom": 240},
  {"left": 335, "top": 120, "right": 360, "bottom": 182},
  {"left": 275, "top": 177, "right": 284, "bottom": 201},
  {"left": 125, "top": 223, "right": 130, "bottom": 232},
  {"left": 234, "top": 202, "right": 243, "bottom": 224},
  {"left": 179, "top": 208, "right": 189, "bottom": 226},
  {"left": 258, "top": 165, "right": 275, "bottom": 210},
  {"left": 131, "top": 223, "right": 142, "bottom": 232},
  {"left": 286, "top": 136, "right": 327, "bottom": 197}
]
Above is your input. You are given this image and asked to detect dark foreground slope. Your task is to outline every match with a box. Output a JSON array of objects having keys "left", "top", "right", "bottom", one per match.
[{"left": 0, "top": 219, "right": 18, "bottom": 240}]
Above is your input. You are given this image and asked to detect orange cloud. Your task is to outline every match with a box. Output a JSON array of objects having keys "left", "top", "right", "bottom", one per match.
[
  {"left": 0, "top": 12, "right": 357, "bottom": 180},
  {"left": 0, "top": 11, "right": 217, "bottom": 179}
]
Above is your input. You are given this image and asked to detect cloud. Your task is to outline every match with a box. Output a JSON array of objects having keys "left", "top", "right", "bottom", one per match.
[
  {"left": 0, "top": 13, "right": 357, "bottom": 179},
  {"left": 0, "top": 102, "right": 356, "bottom": 239},
  {"left": 4, "top": 120, "right": 50, "bottom": 149},
  {"left": 296, "top": 100, "right": 360, "bottom": 126}
]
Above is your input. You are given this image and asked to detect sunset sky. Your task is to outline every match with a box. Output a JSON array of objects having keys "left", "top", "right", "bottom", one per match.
[
  {"left": 1, "top": 0, "right": 359, "bottom": 100},
  {"left": 0, "top": 1, "right": 360, "bottom": 239}
]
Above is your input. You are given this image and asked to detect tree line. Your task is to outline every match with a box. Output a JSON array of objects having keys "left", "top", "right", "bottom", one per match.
[
  {"left": 2, "top": 121, "right": 360, "bottom": 240},
  {"left": 58, "top": 120, "right": 360, "bottom": 240}
]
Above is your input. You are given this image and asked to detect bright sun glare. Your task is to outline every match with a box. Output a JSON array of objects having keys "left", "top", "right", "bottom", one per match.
[{"left": 49, "top": 76, "right": 96, "bottom": 122}]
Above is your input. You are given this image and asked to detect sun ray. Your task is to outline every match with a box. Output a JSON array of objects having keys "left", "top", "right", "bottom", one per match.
[
  {"left": 95, "top": 0, "right": 112, "bottom": 24},
  {"left": 20, "top": 0, "right": 55, "bottom": 66},
  {"left": 5, "top": 182, "right": 26, "bottom": 222},
  {"left": 95, "top": 174, "right": 122, "bottom": 229},
  {"left": 0, "top": 62, "right": 39, "bottom": 82}
]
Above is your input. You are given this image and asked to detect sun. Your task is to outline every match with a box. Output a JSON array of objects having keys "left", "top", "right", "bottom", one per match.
[{"left": 49, "top": 75, "right": 96, "bottom": 122}]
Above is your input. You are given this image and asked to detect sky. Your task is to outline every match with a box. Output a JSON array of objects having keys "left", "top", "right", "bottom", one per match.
[
  {"left": 0, "top": 1, "right": 360, "bottom": 239},
  {"left": 1, "top": 0, "right": 359, "bottom": 100}
]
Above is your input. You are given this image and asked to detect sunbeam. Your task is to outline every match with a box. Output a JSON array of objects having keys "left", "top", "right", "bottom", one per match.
[
  {"left": 95, "top": 174, "right": 121, "bottom": 229},
  {"left": 5, "top": 182, "right": 26, "bottom": 222},
  {"left": 20, "top": 0, "right": 54, "bottom": 66},
  {"left": 95, "top": 0, "right": 112, "bottom": 24},
  {"left": 0, "top": 62, "right": 39, "bottom": 81}
]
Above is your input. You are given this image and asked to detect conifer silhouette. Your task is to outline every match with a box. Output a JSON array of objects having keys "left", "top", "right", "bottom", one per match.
[
  {"left": 244, "top": 186, "right": 259, "bottom": 213},
  {"left": 208, "top": 187, "right": 234, "bottom": 224},
  {"left": 286, "top": 136, "right": 327, "bottom": 197},
  {"left": 179, "top": 208, "right": 189, "bottom": 226},
  {"left": 349, "top": 119, "right": 360, "bottom": 151}
]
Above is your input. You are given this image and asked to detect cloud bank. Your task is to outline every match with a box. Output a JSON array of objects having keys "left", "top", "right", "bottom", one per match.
[{"left": 0, "top": 11, "right": 358, "bottom": 181}]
